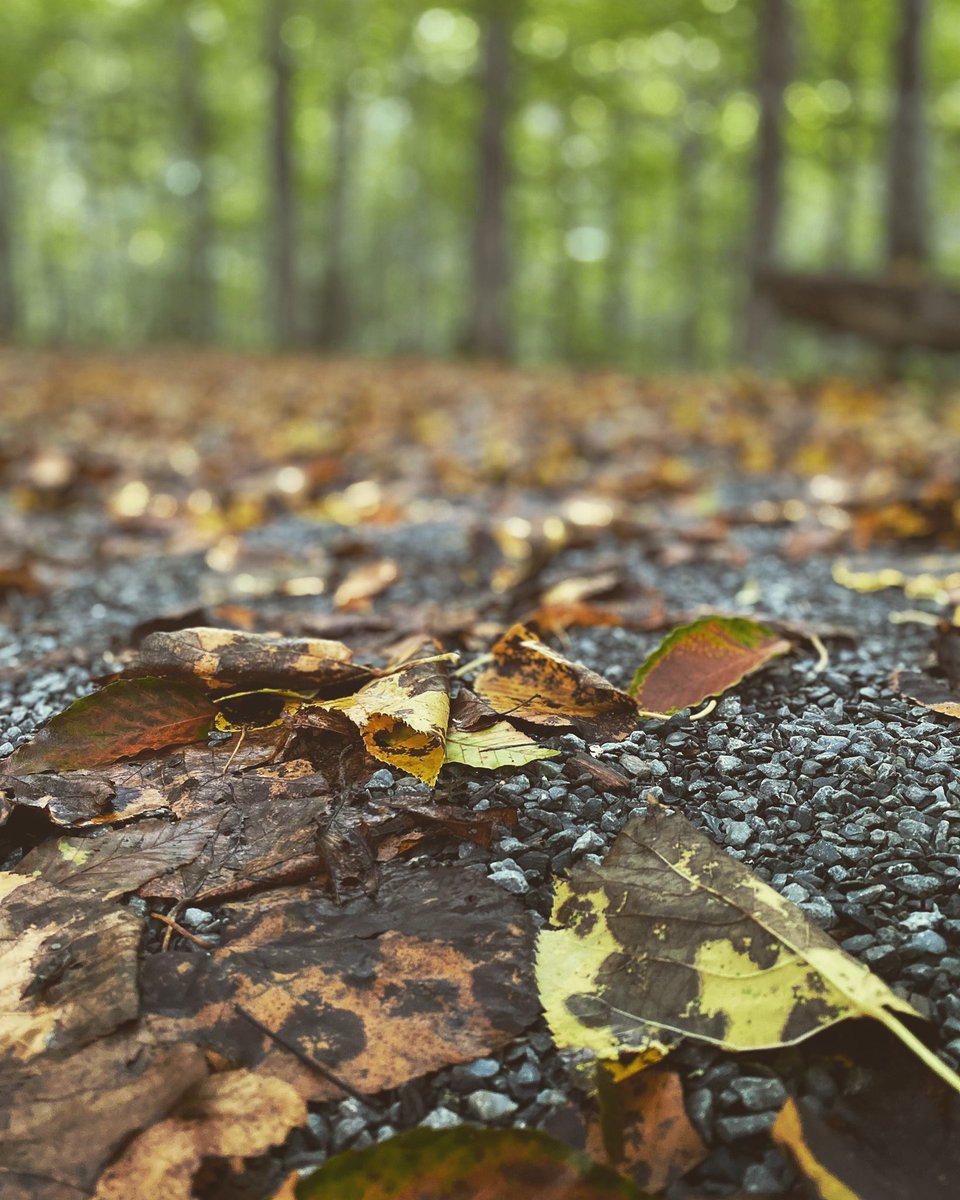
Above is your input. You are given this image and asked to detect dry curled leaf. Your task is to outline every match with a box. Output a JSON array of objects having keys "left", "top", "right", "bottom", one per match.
[
  {"left": 474, "top": 623, "right": 637, "bottom": 742},
  {"left": 628, "top": 616, "right": 791, "bottom": 716},
  {"left": 333, "top": 558, "right": 399, "bottom": 610}
]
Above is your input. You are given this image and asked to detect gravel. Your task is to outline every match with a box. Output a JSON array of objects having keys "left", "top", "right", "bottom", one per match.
[{"left": 3, "top": 512, "right": 960, "bottom": 1197}]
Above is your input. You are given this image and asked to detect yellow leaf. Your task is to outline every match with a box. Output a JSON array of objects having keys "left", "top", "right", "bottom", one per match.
[{"left": 537, "top": 805, "right": 960, "bottom": 1096}]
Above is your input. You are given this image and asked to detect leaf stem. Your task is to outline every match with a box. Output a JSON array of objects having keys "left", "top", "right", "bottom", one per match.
[{"left": 874, "top": 1007, "right": 960, "bottom": 1096}]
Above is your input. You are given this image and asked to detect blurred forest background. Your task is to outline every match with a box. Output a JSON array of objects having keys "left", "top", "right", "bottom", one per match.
[{"left": 0, "top": 0, "right": 956, "bottom": 376}]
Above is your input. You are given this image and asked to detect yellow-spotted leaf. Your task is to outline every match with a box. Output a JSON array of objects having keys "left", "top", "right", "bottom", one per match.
[
  {"left": 537, "top": 805, "right": 960, "bottom": 1096},
  {"left": 474, "top": 624, "right": 637, "bottom": 742},
  {"left": 444, "top": 722, "right": 559, "bottom": 770},
  {"left": 628, "top": 616, "right": 791, "bottom": 716},
  {"left": 286, "top": 1127, "right": 648, "bottom": 1199},
  {"left": 320, "top": 652, "right": 457, "bottom": 785}
]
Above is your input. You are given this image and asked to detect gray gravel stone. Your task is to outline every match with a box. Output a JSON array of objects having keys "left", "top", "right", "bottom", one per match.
[
  {"left": 488, "top": 869, "right": 529, "bottom": 895},
  {"left": 715, "top": 1112, "right": 777, "bottom": 1141},
  {"left": 468, "top": 1091, "right": 519, "bottom": 1121},
  {"left": 729, "top": 1076, "right": 788, "bottom": 1112},
  {"left": 723, "top": 819, "right": 753, "bottom": 848},
  {"left": 420, "top": 1107, "right": 462, "bottom": 1130}
]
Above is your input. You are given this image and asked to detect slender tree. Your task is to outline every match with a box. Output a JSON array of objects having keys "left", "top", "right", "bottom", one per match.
[
  {"left": 265, "top": 0, "right": 297, "bottom": 346},
  {"left": 0, "top": 139, "right": 17, "bottom": 340},
  {"left": 887, "top": 0, "right": 928, "bottom": 273},
  {"left": 462, "top": 1, "right": 512, "bottom": 358},
  {"left": 744, "top": 0, "right": 791, "bottom": 362},
  {"left": 315, "top": 81, "right": 354, "bottom": 350}
]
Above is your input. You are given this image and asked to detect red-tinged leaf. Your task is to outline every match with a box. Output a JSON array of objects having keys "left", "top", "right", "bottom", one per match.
[
  {"left": 628, "top": 616, "right": 791, "bottom": 716},
  {"left": 3, "top": 678, "right": 214, "bottom": 774},
  {"left": 287, "top": 1127, "right": 649, "bottom": 1199}
]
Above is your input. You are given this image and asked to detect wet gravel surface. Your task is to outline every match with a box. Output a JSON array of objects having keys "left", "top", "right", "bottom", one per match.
[{"left": 2, "top": 511, "right": 958, "bottom": 1196}]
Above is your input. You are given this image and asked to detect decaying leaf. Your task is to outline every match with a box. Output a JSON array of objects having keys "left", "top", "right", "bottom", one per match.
[
  {"left": 474, "top": 624, "right": 637, "bottom": 742},
  {"left": 93, "top": 1070, "right": 307, "bottom": 1200},
  {"left": 537, "top": 805, "right": 960, "bottom": 1095},
  {"left": 892, "top": 669, "right": 960, "bottom": 719},
  {"left": 628, "top": 616, "right": 791, "bottom": 716},
  {"left": 320, "top": 650, "right": 456, "bottom": 785},
  {"left": 286, "top": 1127, "right": 648, "bottom": 1199},
  {"left": 772, "top": 1024, "right": 960, "bottom": 1200},
  {"left": 587, "top": 1066, "right": 706, "bottom": 1193},
  {"left": 444, "top": 721, "right": 559, "bottom": 770},
  {"left": 525, "top": 574, "right": 667, "bottom": 637},
  {"left": 0, "top": 873, "right": 142, "bottom": 1062},
  {"left": 2, "top": 677, "right": 214, "bottom": 774},
  {"left": 134, "top": 626, "right": 369, "bottom": 690},
  {"left": 139, "top": 864, "right": 539, "bottom": 1102},
  {"left": 0, "top": 1033, "right": 208, "bottom": 1200}
]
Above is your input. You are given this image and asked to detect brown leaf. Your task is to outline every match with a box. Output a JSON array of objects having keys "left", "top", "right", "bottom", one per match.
[
  {"left": 138, "top": 864, "right": 539, "bottom": 1102},
  {"left": 333, "top": 558, "right": 400, "bottom": 610},
  {"left": 892, "top": 669, "right": 960, "bottom": 719},
  {"left": 92, "top": 1070, "right": 307, "bottom": 1200},
  {"left": 3, "top": 677, "right": 214, "bottom": 774},
  {"left": 628, "top": 616, "right": 791, "bottom": 716},
  {"left": 0, "top": 1034, "right": 208, "bottom": 1200},
  {"left": 0, "top": 874, "right": 142, "bottom": 1063},
  {"left": 474, "top": 623, "right": 637, "bottom": 741},
  {"left": 134, "top": 626, "right": 369, "bottom": 691},
  {"left": 587, "top": 1067, "right": 706, "bottom": 1193}
]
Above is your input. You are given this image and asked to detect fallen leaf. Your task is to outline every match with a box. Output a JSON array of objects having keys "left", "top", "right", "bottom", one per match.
[
  {"left": 772, "top": 1024, "right": 960, "bottom": 1200},
  {"left": 0, "top": 1033, "right": 208, "bottom": 1200},
  {"left": 93, "top": 1070, "right": 307, "bottom": 1200},
  {"left": 628, "top": 616, "right": 791, "bottom": 716},
  {"left": 892, "top": 669, "right": 960, "bottom": 719},
  {"left": 0, "top": 873, "right": 142, "bottom": 1062},
  {"left": 587, "top": 1066, "right": 706, "bottom": 1193},
  {"left": 2, "top": 677, "right": 214, "bottom": 774},
  {"left": 474, "top": 624, "right": 637, "bottom": 741},
  {"left": 444, "top": 721, "right": 559, "bottom": 770},
  {"left": 134, "top": 626, "right": 368, "bottom": 691},
  {"left": 832, "top": 554, "right": 960, "bottom": 604},
  {"left": 536, "top": 805, "right": 960, "bottom": 1095},
  {"left": 139, "top": 864, "right": 539, "bottom": 1102},
  {"left": 334, "top": 558, "right": 400, "bottom": 610},
  {"left": 320, "top": 650, "right": 456, "bottom": 785},
  {"left": 286, "top": 1127, "right": 648, "bottom": 1199}
]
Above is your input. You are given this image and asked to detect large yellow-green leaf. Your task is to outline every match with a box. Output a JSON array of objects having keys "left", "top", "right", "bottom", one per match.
[
  {"left": 320, "top": 653, "right": 457, "bottom": 785},
  {"left": 444, "top": 722, "right": 559, "bottom": 770},
  {"left": 283, "top": 1127, "right": 648, "bottom": 1199},
  {"left": 628, "top": 616, "right": 791, "bottom": 716},
  {"left": 537, "top": 805, "right": 960, "bottom": 1096}
]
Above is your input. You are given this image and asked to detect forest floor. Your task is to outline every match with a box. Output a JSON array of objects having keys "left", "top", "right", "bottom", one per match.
[{"left": 2, "top": 350, "right": 960, "bottom": 1199}]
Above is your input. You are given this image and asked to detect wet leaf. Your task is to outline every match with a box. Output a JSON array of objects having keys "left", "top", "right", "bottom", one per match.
[
  {"left": 587, "top": 1066, "right": 706, "bottom": 1193},
  {"left": 320, "top": 651, "right": 456, "bottom": 785},
  {"left": 444, "top": 721, "right": 559, "bottom": 770},
  {"left": 139, "top": 864, "right": 539, "bottom": 1103},
  {"left": 0, "top": 1033, "right": 208, "bottom": 1200},
  {"left": 2, "top": 677, "right": 214, "bottom": 774},
  {"left": 628, "top": 616, "right": 791, "bottom": 716},
  {"left": 286, "top": 1127, "right": 648, "bottom": 1199},
  {"left": 93, "top": 1070, "right": 307, "bottom": 1200},
  {"left": 772, "top": 1024, "right": 960, "bottom": 1200},
  {"left": 537, "top": 805, "right": 960, "bottom": 1095},
  {"left": 474, "top": 624, "right": 637, "bottom": 742},
  {"left": 0, "top": 873, "right": 142, "bottom": 1062},
  {"left": 134, "top": 626, "right": 368, "bottom": 690}
]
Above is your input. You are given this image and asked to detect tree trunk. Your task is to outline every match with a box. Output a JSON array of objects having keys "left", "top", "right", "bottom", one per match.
[
  {"left": 176, "top": 13, "right": 217, "bottom": 342},
  {"left": 744, "top": 0, "right": 791, "bottom": 363},
  {"left": 0, "top": 139, "right": 17, "bottom": 341},
  {"left": 462, "top": 4, "right": 512, "bottom": 358},
  {"left": 887, "top": 0, "right": 928, "bottom": 273},
  {"left": 676, "top": 127, "right": 704, "bottom": 366},
  {"left": 315, "top": 83, "right": 353, "bottom": 350},
  {"left": 265, "top": 0, "right": 297, "bottom": 347}
]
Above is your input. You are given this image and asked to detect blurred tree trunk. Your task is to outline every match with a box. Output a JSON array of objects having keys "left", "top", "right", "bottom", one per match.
[
  {"left": 315, "top": 82, "right": 353, "bottom": 350},
  {"left": 744, "top": 0, "right": 791, "bottom": 363},
  {"left": 462, "top": 3, "right": 512, "bottom": 358},
  {"left": 676, "top": 127, "right": 704, "bottom": 366},
  {"left": 887, "top": 0, "right": 928, "bottom": 273},
  {"left": 265, "top": 0, "right": 297, "bottom": 347},
  {"left": 0, "top": 139, "right": 17, "bottom": 340},
  {"left": 177, "top": 13, "right": 217, "bottom": 342}
]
